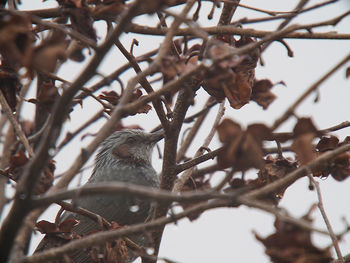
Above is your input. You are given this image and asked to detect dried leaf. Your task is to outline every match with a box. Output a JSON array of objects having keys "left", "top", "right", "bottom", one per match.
[
  {"left": 98, "top": 90, "right": 120, "bottom": 105},
  {"left": 35, "top": 220, "right": 58, "bottom": 234},
  {"left": 31, "top": 39, "right": 68, "bottom": 73},
  {"left": 254, "top": 206, "right": 332, "bottom": 263},
  {"left": 99, "top": 89, "right": 152, "bottom": 115},
  {"left": 293, "top": 118, "right": 318, "bottom": 137},
  {"left": 251, "top": 79, "right": 278, "bottom": 109},
  {"left": 292, "top": 133, "right": 317, "bottom": 165},
  {"left": 0, "top": 12, "right": 34, "bottom": 69},
  {"left": 202, "top": 38, "right": 259, "bottom": 109},
  {"left": 36, "top": 218, "right": 80, "bottom": 234},
  {"left": 58, "top": 219, "right": 81, "bottom": 233},
  {"left": 4, "top": 150, "right": 55, "bottom": 194},
  {"left": 216, "top": 118, "right": 242, "bottom": 143},
  {"left": 316, "top": 135, "right": 339, "bottom": 152},
  {"left": 160, "top": 44, "right": 199, "bottom": 104},
  {"left": 217, "top": 119, "right": 266, "bottom": 171},
  {"left": 92, "top": 2, "right": 125, "bottom": 21},
  {"left": 330, "top": 153, "right": 350, "bottom": 181},
  {"left": 4, "top": 150, "right": 28, "bottom": 181},
  {"left": 69, "top": 7, "right": 96, "bottom": 41},
  {"left": 257, "top": 156, "right": 298, "bottom": 203},
  {"left": 291, "top": 118, "right": 319, "bottom": 165}
]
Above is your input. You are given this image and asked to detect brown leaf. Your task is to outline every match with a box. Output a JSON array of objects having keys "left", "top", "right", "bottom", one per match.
[
  {"left": 329, "top": 153, "right": 350, "bottom": 181},
  {"left": 31, "top": 39, "right": 68, "bottom": 73},
  {"left": 69, "top": 7, "right": 97, "bottom": 41},
  {"left": 292, "top": 133, "right": 317, "bottom": 166},
  {"left": 4, "top": 150, "right": 55, "bottom": 194},
  {"left": 251, "top": 79, "right": 277, "bottom": 109},
  {"left": 293, "top": 118, "right": 318, "bottom": 137},
  {"left": 100, "top": 89, "right": 152, "bottom": 116},
  {"left": 257, "top": 156, "right": 298, "bottom": 203},
  {"left": 225, "top": 71, "right": 252, "bottom": 109},
  {"left": 69, "top": 42, "right": 86, "bottom": 62},
  {"left": 291, "top": 118, "right": 319, "bottom": 165},
  {"left": 316, "top": 135, "right": 339, "bottom": 152},
  {"left": 58, "top": 219, "right": 80, "bottom": 233},
  {"left": 202, "top": 38, "right": 258, "bottom": 109},
  {"left": 160, "top": 44, "right": 199, "bottom": 104},
  {"left": 217, "top": 119, "right": 266, "bottom": 171},
  {"left": 33, "top": 159, "right": 55, "bottom": 195},
  {"left": 4, "top": 150, "right": 28, "bottom": 181},
  {"left": 35, "top": 220, "right": 59, "bottom": 234},
  {"left": 104, "top": 239, "right": 128, "bottom": 263},
  {"left": 217, "top": 118, "right": 242, "bottom": 143},
  {"left": 254, "top": 206, "right": 332, "bottom": 263},
  {"left": 246, "top": 123, "right": 273, "bottom": 142},
  {"left": 98, "top": 90, "right": 121, "bottom": 105},
  {"left": 0, "top": 12, "right": 34, "bottom": 69},
  {"left": 92, "top": 2, "right": 125, "bottom": 21},
  {"left": 234, "top": 36, "right": 260, "bottom": 68}
]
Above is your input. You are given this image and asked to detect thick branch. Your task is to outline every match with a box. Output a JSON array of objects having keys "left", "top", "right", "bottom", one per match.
[{"left": 25, "top": 199, "right": 231, "bottom": 263}]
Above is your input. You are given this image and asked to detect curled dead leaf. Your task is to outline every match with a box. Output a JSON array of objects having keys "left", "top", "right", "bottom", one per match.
[
  {"left": 254, "top": 206, "right": 332, "bottom": 263},
  {"left": 0, "top": 11, "right": 34, "bottom": 69},
  {"left": 217, "top": 119, "right": 268, "bottom": 171},
  {"left": 202, "top": 37, "right": 259, "bottom": 109},
  {"left": 99, "top": 89, "right": 152, "bottom": 115},
  {"left": 251, "top": 79, "right": 279, "bottom": 109},
  {"left": 291, "top": 118, "right": 319, "bottom": 165},
  {"left": 4, "top": 150, "right": 55, "bottom": 194}
]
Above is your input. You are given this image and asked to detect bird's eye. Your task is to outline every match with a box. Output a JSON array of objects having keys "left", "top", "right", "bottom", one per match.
[{"left": 126, "top": 137, "right": 136, "bottom": 144}]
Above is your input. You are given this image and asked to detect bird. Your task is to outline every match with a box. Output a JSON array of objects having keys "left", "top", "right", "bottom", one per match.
[{"left": 35, "top": 129, "right": 163, "bottom": 262}]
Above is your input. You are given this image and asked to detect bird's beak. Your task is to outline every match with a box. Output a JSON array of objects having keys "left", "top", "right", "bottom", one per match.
[{"left": 149, "top": 130, "right": 164, "bottom": 143}]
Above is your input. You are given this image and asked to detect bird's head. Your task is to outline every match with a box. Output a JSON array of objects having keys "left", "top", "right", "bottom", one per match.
[{"left": 96, "top": 129, "right": 163, "bottom": 166}]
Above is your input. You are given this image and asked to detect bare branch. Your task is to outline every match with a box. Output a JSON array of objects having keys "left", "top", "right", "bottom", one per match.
[
  {"left": 173, "top": 101, "right": 225, "bottom": 193},
  {"left": 307, "top": 174, "right": 344, "bottom": 262},
  {"left": 0, "top": 90, "right": 34, "bottom": 156}
]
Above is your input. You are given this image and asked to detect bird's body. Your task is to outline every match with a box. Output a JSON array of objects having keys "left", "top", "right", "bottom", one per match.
[{"left": 35, "top": 129, "right": 163, "bottom": 262}]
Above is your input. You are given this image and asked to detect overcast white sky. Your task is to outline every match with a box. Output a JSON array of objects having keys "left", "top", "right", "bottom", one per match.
[{"left": 8, "top": 0, "right": 350, "bottom": 262}]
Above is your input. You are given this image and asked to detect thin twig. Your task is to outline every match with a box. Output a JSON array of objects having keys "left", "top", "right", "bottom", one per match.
[
  {"left": 0, "top": 90, "right": 34, "bottom": 157},
  {"left": 176, "top": 97, "right": 213, "bottom": 162},
  {"left": 175, "top": 147, "right": 223, "bottom": 173},
  {"left": 114, "top": 39, "right": 169, "bottom": 130},
  {"left": 307, "top": 174, "right": 344, "bottom": 262},
  {"left": 129, "top": 13, "right": 350, "bottom": 39},
  {"left": 173, "top": 101, "right": 225, "bottom": 193},
  {"left": 239, "top": 197, "right": 330, "bottom": 236}
]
